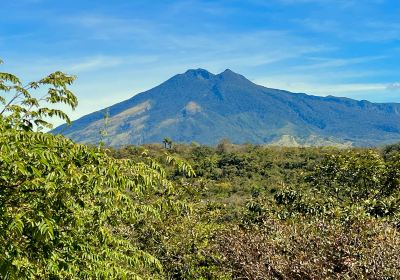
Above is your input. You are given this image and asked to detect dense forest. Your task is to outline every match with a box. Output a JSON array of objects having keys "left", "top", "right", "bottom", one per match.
[{"left": 1, "top": 64, "right": 400, "bottom": 279}]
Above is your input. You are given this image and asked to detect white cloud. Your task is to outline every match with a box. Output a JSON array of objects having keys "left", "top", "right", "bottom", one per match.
[
  {"left": 254, "top": 73, "right": 387, "bottom": 97},
  {"left": 387, "top": 83, "right": 400, "bottom": 90},
  {"left": 68, "top": 56, "right": 123, "bottom": 72}
]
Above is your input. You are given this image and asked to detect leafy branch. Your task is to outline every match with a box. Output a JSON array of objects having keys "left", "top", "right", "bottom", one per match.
[{"left": 0, "top": 59, "right": 77, "bottom": 131}]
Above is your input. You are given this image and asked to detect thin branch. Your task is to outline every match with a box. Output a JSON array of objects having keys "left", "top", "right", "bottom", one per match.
[
  {"left": 0, "top": 92, "right": 22, "bottom": 115},
  {"left": 0, "top": 83, "right": 34, "bottom": 115}
]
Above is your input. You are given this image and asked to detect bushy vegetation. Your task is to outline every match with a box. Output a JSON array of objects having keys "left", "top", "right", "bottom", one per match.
[
  {"left": 110, "top": 142, "right": 400, "bottom": 279},
  {"left": 1, "top": 61, "right": 399, "bottom": 279},
  {"left": 0, "top": 63, "right": 194, "bottom": 279}
]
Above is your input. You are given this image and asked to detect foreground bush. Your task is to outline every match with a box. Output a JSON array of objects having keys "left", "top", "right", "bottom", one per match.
[
  {"left": 0, "top": 129, "right": 179, "bottom": 279},
  {"left": 0, "top": 60, "right": 194, "bottom": 279}
]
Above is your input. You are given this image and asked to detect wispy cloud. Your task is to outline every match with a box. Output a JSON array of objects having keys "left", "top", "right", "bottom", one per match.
[
  {"left": 254, "top": 72, "right": 388, "bottom": 98},
  {"left": 290, "top": 56, "right": 386, "bottom": 71},
  {"left": 66, "top": 55, "right": 159, "bottom": 73},
  {"left": 256, "top": 0, "right": 375, "bottom": 8},
  {"left": 351, "top": 21, "right": 400, "bottom": 43},
  {"left": 296, "top": 17, "right": 400, "bottom": 43},
  {"left": 68, "top": 56, "right": 124, "bottom": 72},
  {"left": 308, "top": 83, "right": 387, "bottom": 94},
  {"left": 59, "top": 14, "right": 163, "bottom": 41},
  {"left": 167, "top": 0, "right": 237, "bottom": 17},
  {"left": 387, "top": 83, "right": 400, "bottom": 90}
]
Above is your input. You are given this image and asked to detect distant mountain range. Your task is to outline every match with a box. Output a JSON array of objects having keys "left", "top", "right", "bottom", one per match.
[{"left": 52, "top": 69, "right": 400, "bottom": 147}]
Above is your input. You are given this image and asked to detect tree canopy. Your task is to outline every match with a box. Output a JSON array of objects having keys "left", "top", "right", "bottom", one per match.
[{"left": 0, "top": 60, "right": 192, "bottom": 279}]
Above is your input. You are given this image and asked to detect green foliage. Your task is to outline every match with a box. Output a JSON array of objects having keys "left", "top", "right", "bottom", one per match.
[
  {"left": 111, "top": 143, "right": 400, "bottom": 279},
  {"left": 304, "top": 150, "right": 400, "bottom": 221},
  {"left": 0, "top": 130, "right": 178, "bottom": 279},
  {"left": 310, "top": 150, "right": 389, "bottom": 202},
  {"left": 382, "top": 142, "right": 400, "bottom": 161},
  {"left": 0, "top": 62, "right": 193, "bottom": 279},
  {"left": 0, "top": 60, "right": 77, "bottom": 131},
  {"left": 133, "top": 207, "right": 229, "bottom": 280},
  {"left": 162, "top": 138, "right": 173, "bottom": 149}
]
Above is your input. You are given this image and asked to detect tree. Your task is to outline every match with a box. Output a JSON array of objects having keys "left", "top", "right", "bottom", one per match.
[
  {"left": 382, "top": 142, "right": 400, "bottom": 161},
  {"left": 310, "top": 150, "right": 387, "bottom": 203},
  {"left": 0, "top": 59, "right": 77, "bottom": 131},
  {"left": 308, "top": 150, "right": 400, "bottom": 219},
  {"left": 162, "top": 137, "right": 172, "bottom": 149},
  {"left": 0, "top": 60, "right": 193, "bottom": 279},
  {"left": 216, "top": 138, "right": 232, "bottom": 153},
  {"left": 0, "top": 131, "right": 166, "bottom": 279}
]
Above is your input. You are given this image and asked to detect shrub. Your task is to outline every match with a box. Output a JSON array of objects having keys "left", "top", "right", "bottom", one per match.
[
  {"left": 218, "top": 217, "right": 400, "bottom": 280},
  {"left": 0, "top": 129, "right": 174, "bottom": 279}
]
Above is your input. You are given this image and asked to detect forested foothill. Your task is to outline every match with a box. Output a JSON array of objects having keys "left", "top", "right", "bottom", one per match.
[{"left": 1, "top": 62, "right": 399, "bottom": 279}]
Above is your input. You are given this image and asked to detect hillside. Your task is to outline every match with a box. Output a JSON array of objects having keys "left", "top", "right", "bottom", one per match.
[{"left": 52, "top": 69, "right": 400, "bottom": 146}]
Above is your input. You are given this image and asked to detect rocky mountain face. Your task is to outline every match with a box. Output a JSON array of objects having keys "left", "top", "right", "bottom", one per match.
[{"left": 52, "top": 69, "right": 400, "bottom": 147}]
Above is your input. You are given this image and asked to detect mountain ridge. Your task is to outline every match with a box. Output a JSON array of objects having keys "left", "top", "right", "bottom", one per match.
[{"left": 52, "top": 69, "right": 400, "bottom": 147}]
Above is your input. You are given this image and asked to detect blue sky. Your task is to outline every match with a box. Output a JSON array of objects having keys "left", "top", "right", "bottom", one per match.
[{"left": 1, "top": 0, "right": 400, "bottom": 122}]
